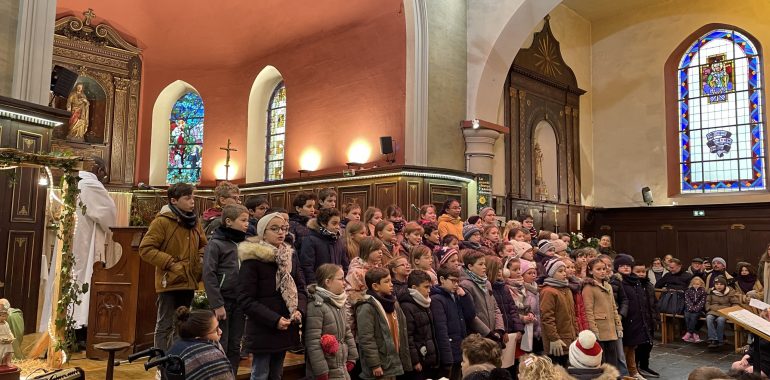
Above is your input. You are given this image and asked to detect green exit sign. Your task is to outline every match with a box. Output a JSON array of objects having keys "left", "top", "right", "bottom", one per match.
[{"left": 693, "top": 210, "right": 706, "bottom": 217}]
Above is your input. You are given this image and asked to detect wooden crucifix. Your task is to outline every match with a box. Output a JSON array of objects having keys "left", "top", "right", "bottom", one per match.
[{"left": 219, "top": 139, "right": 237, "bottom": 181}]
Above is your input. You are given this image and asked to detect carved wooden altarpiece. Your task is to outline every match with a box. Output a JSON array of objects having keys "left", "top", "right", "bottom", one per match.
[
  {"left": 52, "top": 9, "right": 141, "bottom": 188},
  {"left": 505, "top": 16, "right": 586, "bottom": 231}
]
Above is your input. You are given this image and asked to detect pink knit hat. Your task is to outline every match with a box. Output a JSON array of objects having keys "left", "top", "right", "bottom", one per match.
[{"left": 520, "top": 259, "right": 536, "bottom": 275}]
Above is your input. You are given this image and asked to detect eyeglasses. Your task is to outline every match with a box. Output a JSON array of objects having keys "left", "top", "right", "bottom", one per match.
[{"left": 267, "top": 225, "right": 290, "bottom": 233}]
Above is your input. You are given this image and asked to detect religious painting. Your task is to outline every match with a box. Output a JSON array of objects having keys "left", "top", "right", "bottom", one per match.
[
  {"left": 55, "top": 76, "right": 107, "bottom": 143},
  {"left": 700, "top": 54, "right": 734, "bottom": 104},
  {"left": 167, "top": 92, "right": 204, "bottom": 184}
]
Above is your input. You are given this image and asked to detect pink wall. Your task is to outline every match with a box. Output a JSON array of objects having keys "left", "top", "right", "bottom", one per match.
[{"left": 139, "top": 12, "right": 405, "bottom": 186}]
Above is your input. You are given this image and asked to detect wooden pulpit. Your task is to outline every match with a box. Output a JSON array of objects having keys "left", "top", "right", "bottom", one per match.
[{"left": 86, "top": 226, "right": 157, "bottom": 359}]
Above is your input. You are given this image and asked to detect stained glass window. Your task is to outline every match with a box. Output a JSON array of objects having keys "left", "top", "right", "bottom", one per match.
[
  {"left": 678, "top": 29, "right": 765, "bottom": 193},
  {"left": 167, "top": 92, "right": 204, "bottom": 184},
  {"left": 266, "top": 82, "right": 286, "bottom": 181}
]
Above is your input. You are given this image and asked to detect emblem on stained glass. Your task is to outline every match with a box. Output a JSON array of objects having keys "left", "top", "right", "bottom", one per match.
[
  {"left": 167, "top": 92, "right": 204, "bottom": 184},
  {"left": 700, "top": 54, "right": 734, "bottom": 103},
  {"left": 706, "top": 130, "right": 733, "bottom": 157}
]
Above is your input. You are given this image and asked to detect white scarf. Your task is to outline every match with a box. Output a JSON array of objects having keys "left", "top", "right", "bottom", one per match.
[
  {"left": 408, "top": 288, "right": 431, "bottom": 308},
  {"left": 316, "top": 286, "right": 348, "bottom": 309}
]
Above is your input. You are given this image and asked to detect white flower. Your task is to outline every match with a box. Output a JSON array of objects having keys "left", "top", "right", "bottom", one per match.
[{"left": 577, "top": 233, "right": 584, "bottom": 240}]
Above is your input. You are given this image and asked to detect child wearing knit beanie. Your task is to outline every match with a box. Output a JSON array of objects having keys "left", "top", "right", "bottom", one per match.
[{"left": 539, "top": 258, "right": 578, "bottom": 368}]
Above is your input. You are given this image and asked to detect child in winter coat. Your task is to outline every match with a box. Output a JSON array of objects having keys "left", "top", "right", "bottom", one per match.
[
  {"left": 518, "top": 260, "right": 542, "bottom": 355},
  {"left": 618, "top": 258, "right": 658, "bottom": 380},
  {"left": 410, "top": 245, "right": 438, "bottom": 285},
  {"left": 540, "top": 259, "right": 579, "bottom": 368},
  {"left": 684, "top": 276, "right": 708, "bottom": 343},
  {"left": 487, "top": 256, "right": 524, "bottom": 376},
  {"left": 346, "top": 237, "right": 384, "bottom": 328},
  {"left": 631, "top": 263, "right": 661, "bottom": 379},
  {"left": 562, "top": 257, "right": 589, "bottom": 331},
  {"left": 460, "top": 250, "right": 506, "bottom": 345},
  {"left": 305, "top": 264, "right": 358, "bottom": 380},
  {"left": 430, "top": 266, "right": 468, "bottom": 380},
  {"left": 202, "top": 204, "right": 249, "bottom": 374},
  {"left": 388, "top": 256, "right": 411, "bottom": 300},
  {"left": 705, "top": 275, "right": 741, "bottom": 348},
  {"left": 399, "top": 270, "right": 440, "bottom": 380},
  {"left": 355, "top": 267, "right": 411, "bottom": 380},
  {"left": 582, "top": 258, "right": 623, "bottom": 371}
]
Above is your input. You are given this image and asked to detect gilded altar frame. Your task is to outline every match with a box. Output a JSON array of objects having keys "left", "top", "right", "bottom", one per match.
[{"left": 52, "top": 9, "right": 141, "bottom": 188}]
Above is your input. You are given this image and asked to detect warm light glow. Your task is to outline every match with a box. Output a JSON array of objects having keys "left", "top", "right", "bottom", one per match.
[
  {"left": 472, "top": 119, "right": 480, "bottom": 129},
  {"left": 38, "top": 175, "right": 49, "bottom": 186},
  {"left": 299, "top": 148, "right": 321, "bottom": 171},
  {"left": 214, "top": 161, "right": 238, "bottom": 180},
  {"left": 347, "top": 139, "right": 371, "bottom": 164}
]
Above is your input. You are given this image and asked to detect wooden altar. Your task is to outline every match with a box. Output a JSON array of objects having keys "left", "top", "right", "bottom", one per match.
[{"left": 86, "top": 226, "right": 156, "bottom": 359}]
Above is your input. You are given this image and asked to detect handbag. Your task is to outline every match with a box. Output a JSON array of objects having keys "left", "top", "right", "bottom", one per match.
[{"left": 658, "top": 289, "right": 685, "bottom": 315}]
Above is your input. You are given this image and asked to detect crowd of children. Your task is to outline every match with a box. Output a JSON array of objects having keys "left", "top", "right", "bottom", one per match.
[{"left": 139, "top": 182, "right": 770, "bottom": 380}]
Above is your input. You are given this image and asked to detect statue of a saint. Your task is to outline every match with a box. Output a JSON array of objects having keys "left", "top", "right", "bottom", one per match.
[
  {"left": 66, "top": 83, "right": 90, "bottom": 141},
  {"left": 534, "top": 142, "right": 548, "bottom": 201}
]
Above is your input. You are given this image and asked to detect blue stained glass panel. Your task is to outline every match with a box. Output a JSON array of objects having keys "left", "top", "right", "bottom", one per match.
[
  {"left": 167, "top": 92, "right": 204, "bottom": 184},
  {"left": 265, "top": 83, "right": 286, "bottom": 181},
  {"left": 677, "top": 29, "right": 765, "bottom": 193}
]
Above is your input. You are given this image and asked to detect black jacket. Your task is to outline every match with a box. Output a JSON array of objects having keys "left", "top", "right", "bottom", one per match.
[
  {"left": 609, "top": 273, "right": 629, "bottom": 318},
  {"left": 620, "top": 274, "right": 655, "bottom": 346},
  {"left": 398, "top": 291, "right": 439, "bottom": 369},
  {"left": 237, "top": 240, "right": 308, "bottom": 355},
  {"left": 430, "top": 286, "right": 469, "bottom": 366},
  {"left": 288, "top": 213, "right": 311, "bottom": 252},
  {"left": 655, "top": 270, "right": 693, "bottom": 291},
  {"left": 491, "top": 281, "right": 524, "bottom": 334},
  {"left": 202, "top": 227, "right": 243, "bottom": 309},
  {"left": 300, "top": 223, "right": 349, "bottom": 284},
  {"left": 393, "top": 278, "right": 409, "bottom": 300}
]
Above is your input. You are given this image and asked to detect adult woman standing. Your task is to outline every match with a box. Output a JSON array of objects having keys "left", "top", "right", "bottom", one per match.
[{"left": 238, "top": 213, "right": 308, "bottom": 380}]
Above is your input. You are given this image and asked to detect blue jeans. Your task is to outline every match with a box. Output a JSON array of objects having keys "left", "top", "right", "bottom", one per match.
[
  {"left": 251, "top": 352, "right": 286, "bottom": 380},
  {"left": 684, "top": 311, "right": 701, "bottom": 333},
  {"left": 614, "top": 338, "right": 629, "bottom": 376},
  {"left": 706, "top": 314, "right": 726, "bottom": 343}
]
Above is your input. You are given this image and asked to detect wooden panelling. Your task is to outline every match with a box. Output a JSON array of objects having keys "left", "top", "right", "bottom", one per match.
[
  {"left": 374, "top": 182, "right": 398, "bottom": 210},
  {"left": 3, "top": 231, "right": 36, "bottom": 322},
  {"left": 269, "top": 192, "right": 286, "bottom": 210},
  {"left": 591, "top": 202, "right": 770, "bottom": 270},
  {"left": 406, "top": 181, "right": 420, "bottom": 221},
  {"left": 338, "top": 185, "right": 371, "bottom": 209}
]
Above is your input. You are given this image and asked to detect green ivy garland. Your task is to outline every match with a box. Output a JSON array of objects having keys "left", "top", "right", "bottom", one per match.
[
  {"left": 53, "top": 171, "right": 85, "bottom": 358},
  {"left": 0, "top": 148, "right": 84, "bottom": 363}
]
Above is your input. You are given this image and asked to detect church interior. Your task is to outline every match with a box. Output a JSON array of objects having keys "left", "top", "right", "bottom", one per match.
[{"left": 1, "top": 0, "right": 770, "bottom": 379}]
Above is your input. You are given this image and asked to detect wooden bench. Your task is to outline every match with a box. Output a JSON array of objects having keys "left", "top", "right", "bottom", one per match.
[{"left": 660, "top": 312, "right": 747, "bottom": 352}]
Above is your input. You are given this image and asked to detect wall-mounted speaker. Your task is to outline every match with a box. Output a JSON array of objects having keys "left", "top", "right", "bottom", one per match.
[
  {"left": 380, "top": 136, "right": 394, "bottom": 155},
  {"left": 50, "top": 65, "right": 79, "bottom": 98}
]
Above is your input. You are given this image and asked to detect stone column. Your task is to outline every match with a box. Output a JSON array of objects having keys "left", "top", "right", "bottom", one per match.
[
  {"left": 12, "top": 0, "right": 56, "bottom": 105},
  {"left": 462, "top": 125, "right": 503, "bottom": 174}
]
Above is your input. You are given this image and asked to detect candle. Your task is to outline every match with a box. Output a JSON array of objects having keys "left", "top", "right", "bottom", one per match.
[
  {"left": 577, "top": 212, "right": 581, "bottom": 231},
  {"left": 553, "top": 205, "right": 557, "bottom": 225}
]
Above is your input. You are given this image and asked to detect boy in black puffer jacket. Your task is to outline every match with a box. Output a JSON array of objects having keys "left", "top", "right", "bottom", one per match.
[
  {"left": 431, "top": 266, "right": 470, "bottom": 380},
  {"left": 399, "top": 270, "right": 440, "bottom": 380}
]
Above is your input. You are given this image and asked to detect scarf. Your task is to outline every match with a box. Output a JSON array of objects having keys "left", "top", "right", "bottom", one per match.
[
  {"left": 712, "top": 286, "right": 731, "bottom": 297},
  {"left": 508, "top": 277, "right": 524, "bottom": 288},
  {"left": 481, "top": 238, "right": 497, "bottom": 252},
  {"left": 544, "top": 277, "right": 570, "bottom": 288},
  {"left": 463, "top": 267, "right": 489, "bottom": 292},
  {"left": 523, "top": 282, "right": 539, "bottom": 295},
  {"left": 737, "top": 274, "right": 757, "bottom": 294},
  {"left": 408, "top": 288, "right": 431, "bottom": 308},
  {"left": 367, "top": 289, "right": 396, "bottom": 313},
  {"left": 318, "top": 225, "right": 339, "bottom": 241},
  {"left": 169, "top": 204, "right": 198, "bottom": 229},
  {"left": 651, "top": 266, "right": 665, "bottom": 273},
  {"left": 316, "top": 286, "right": 348, "bottom": 309},
  {"left": 256, "top": 240, "right": 299, "bottom": 315},
  {"left": 217, "top": 226, "right": 246, "bottom": 243}
]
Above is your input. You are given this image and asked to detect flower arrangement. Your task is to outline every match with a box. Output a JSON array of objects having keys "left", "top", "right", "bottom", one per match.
[
  {"left": 191, "top": 290, "right": 209, "bottom": 310},
  {"left": 320, "top": 334, "right": 339, "bottom": 356},
  {"left": 569, "top": 232, "right": 599, "bottom": 250}
]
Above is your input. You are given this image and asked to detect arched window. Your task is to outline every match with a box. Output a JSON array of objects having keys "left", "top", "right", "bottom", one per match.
[
  {"left": 168, "top": 92, "right": 204, "bottom": 184},
  {"left": 266, "top": 82, "right": 286, "bottom": 181},
  {"left": 676, "top": 28, "right": 764, "bottom": 193}
]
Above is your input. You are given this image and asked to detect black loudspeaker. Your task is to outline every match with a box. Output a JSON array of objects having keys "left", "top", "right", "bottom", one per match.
[
  {"left": 380, "top": 136, "right": 394, "bottom": 155},
  {"left": 641, "top": 186, "right": 653, "bottom": 206},
  {"left": 50, "top": 65, "right": 79, "bottom": 97}
]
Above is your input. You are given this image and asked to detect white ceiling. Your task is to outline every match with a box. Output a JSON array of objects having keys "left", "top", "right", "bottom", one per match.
[{"left": 560, "top": 0, "right": 670, "bottom": 22}]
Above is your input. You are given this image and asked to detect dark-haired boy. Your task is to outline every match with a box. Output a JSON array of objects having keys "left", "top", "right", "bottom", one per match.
[
  {"left": 431, "top": 266, "right": 469, "bottom": 380},
  {"left": 399, "top": 270, "right": 440, "bottom": 380},
  {"left": 355, "top": 267, "right": 411, "bottom": 380},
  {"left": 244, "top": 195, "right": 269, "bottom": 237},
  {"left": 289, "top": 192, "right": 317, "bottom": 252},
  {"left": 318, "top": 188, "right": 337, "bottom": 210},
  {"left": 139, "top": 183, "right": 207, "bottom": 352}
]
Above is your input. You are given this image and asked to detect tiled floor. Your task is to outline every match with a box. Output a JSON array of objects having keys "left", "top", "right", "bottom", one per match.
[{"left": 649, "top": 339, "right": 742, "bottom": 378}]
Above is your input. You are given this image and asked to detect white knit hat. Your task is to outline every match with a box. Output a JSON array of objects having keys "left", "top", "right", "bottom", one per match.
[
  {"left": 257, "top": 212, "right": 285, "bottom": 238},
  {"left": 569, "top": 330, "right": 603, "bottom": 369}
]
